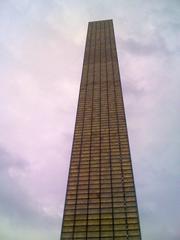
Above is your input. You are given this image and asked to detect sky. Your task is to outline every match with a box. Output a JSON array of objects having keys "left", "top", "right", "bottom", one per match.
[{"left": 0, "top": 0, "right": 180, "bottom": 239}]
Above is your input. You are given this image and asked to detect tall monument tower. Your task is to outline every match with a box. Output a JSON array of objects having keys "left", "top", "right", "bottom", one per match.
[{"left": 60, "top": 19, "right": 141, "bottom": 239}]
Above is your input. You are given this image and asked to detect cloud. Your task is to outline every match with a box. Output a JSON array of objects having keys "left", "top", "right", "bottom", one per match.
[
  {"left": 0, "top": 146, "right": 60, "bottom": 240},
  {"left": 0, "top": 216, "right": 58, "bottom": 240},
  {"left": 0, "top": 147, "right": 56, "bottom": 225},
  {"left": 120, "top": 36, "right": 167, "bottom": 56}
]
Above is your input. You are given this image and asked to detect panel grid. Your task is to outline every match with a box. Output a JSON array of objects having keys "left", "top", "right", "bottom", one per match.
[{"left": 60, "top": 20, "right": 141, "bottom": 240}]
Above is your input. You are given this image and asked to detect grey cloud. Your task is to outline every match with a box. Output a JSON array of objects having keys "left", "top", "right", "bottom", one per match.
[
  {"left": 0, "top": 147, "right": 26, "bottom": 170},
  {"left": 0, "top": 147, "right": 58, "bottom": 229},
  {"left": 121, "top": 77, "right": 147, "bottom": 98},
  {"left": 119, "top": 36, "right": 168, "bottom": 56},
  {"left": 118, "top": 24, "right": 180, "bottom": 57}
]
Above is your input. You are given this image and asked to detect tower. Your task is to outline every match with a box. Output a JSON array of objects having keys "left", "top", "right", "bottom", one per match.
[{"left": 60, "top": 19, "right": 141, "bottom": 239}]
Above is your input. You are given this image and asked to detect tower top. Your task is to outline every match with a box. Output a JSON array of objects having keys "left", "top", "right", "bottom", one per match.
[{"left": 88, "top": 19, "right": 113, "bottom": 24}]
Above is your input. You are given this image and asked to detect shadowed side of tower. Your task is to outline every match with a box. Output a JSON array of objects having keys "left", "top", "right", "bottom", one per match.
[{"left": 60, "top": 19, "right": 141, "bottom": 240}]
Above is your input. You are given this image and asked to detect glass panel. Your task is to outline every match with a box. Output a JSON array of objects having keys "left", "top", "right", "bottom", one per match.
[{"left": 74, "top": 231, "right": 86, "bottom": 238}]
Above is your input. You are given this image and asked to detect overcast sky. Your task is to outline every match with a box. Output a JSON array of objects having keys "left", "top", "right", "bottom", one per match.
[{"left": 0, "top": 0, "right": 180, "bottom": 239}]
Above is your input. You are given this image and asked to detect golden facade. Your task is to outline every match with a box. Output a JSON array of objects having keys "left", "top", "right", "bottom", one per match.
[{"left": 60, "top": 20, "right": 141, "bottom": 240}]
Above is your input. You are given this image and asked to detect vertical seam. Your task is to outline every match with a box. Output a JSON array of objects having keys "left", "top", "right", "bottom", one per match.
[
  {"left": 104, "top": 20, "right": 115, "bottom": 239},
  {"left": 72, "top": 23, "right": 93, "bottom": 239},
  {"left": 110, "top": 21, "right": 142, "bottom": 239},
  {"left": 86, "top": 21, "right": 97, "bottom": 239},
  {"left": 109, "top": 20, "right": 128, "bottom": 239}
]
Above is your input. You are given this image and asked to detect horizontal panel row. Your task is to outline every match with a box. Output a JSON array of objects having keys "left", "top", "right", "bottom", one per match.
[
  {"left": 66, "top": 197, "right": 136, "bottom": 205},
  {"left": 66, "top": 191, "right": 135, "bottom": 198},
  {"left": 64, "top": 208, "right": 137, "bottom": 215},
  {"left": 68, "top": 185, "right": 134, "bottom": 191},
  {"left": 63, "top": 217, "right": 139, "bottom": 226},
  {"left": 61, "top": 230, "right": 140, "bottom": 238},
  {"left": 68, "top": 177, "right": 133, "bottom": 184},
  {"left": 63, "top": 223, "right": 139, "bottom": 232},
  {"left": 67, "top": 186, "right": 135, "bottom": 193},
  {"left": 65, "top": 202, "right": 137, "bottom": 208},
  {"left": 70, "top": 166, "right": 131, "bottom": 170},
  {"left": 65, "top": 199, "right": 136, "bottom": 207},
  {"left": 64, "top": 212, "right": 138, "bottom": 220},
  {"left": 62, "top": 237, "right": 139, "bottom": 240},
  {"left": 70, "top": 169, "right": 132, "bottom": 174}
]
